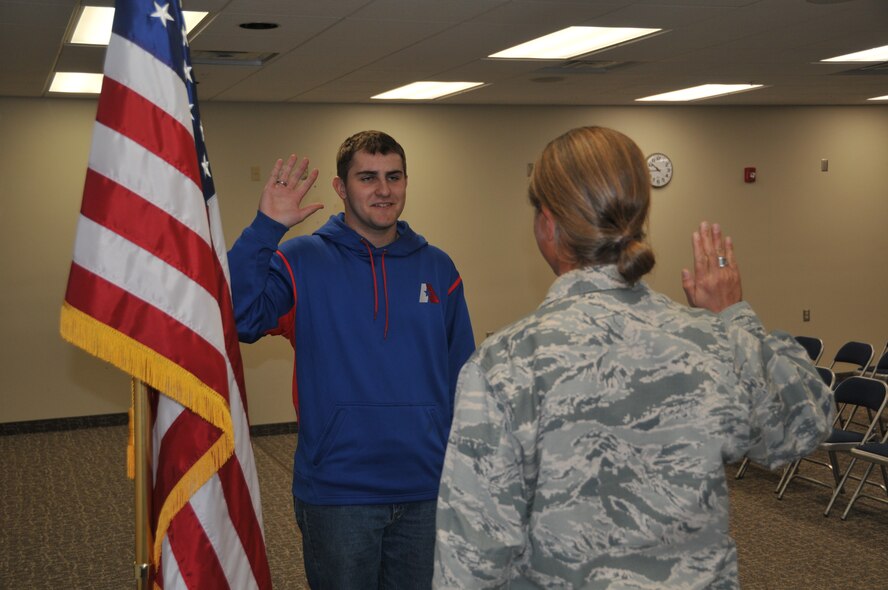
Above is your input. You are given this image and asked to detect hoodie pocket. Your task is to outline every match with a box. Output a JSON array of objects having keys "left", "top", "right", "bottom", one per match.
[{"left": 309, "top": 403, "right": 449, "bottom": 498}]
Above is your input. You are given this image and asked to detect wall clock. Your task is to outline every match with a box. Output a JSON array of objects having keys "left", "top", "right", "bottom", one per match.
[{"left": 646, "top": 153, "right": 673, "bottom": 188}]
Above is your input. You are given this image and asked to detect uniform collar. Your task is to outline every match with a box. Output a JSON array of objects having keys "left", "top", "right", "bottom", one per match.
[{"left": 542, "top": 264, "right": 637, "bottom": 305}]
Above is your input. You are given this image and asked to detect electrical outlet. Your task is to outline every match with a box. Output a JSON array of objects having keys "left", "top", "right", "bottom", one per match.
[
  {"left": 803, "top": 309, "right": 811, "bottom": 322},
  {"left": 250, "top": 166, "right": 261, "bottom": 181}
]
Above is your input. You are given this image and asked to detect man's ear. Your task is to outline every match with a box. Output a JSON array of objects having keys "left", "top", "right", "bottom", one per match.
[{"left": 332, "top": 176, "right": 346, "bottom": 200}]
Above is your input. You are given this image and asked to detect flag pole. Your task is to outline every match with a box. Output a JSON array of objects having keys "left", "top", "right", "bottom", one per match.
[{"left": 133, "top": 378, "right": 153, "bottom": 589}]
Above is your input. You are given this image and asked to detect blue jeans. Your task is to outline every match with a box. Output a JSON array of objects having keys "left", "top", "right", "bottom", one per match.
[{"left": 293, "top": 498, "right": 437, "bottom": 590}]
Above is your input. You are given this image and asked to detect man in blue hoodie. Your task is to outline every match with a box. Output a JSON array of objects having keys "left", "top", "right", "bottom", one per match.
[{"left": 228, "top": 131, "right": 475, "bottom": 588}]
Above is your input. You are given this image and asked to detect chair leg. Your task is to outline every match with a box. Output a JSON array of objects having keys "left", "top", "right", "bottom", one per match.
[
  {"left": 774, "top": 462, "right": 794, "bottom": 494},
  {"left": 841, "top": 463, "right": 877, "bottom": 520},
  {"left": 824, "top": 457, "right": 857, "bottom": 517},
  {"left": 880, "top": 464, "right": 888, "bottom": 495},
  {"left": 828, "top": 451, "right": 842, "bottom": 486},
  {"left": 735, "top": 457, "right": 751, "bottom": 479},
  {"left": 777, "top": 459, "right": 801, "bottom": 499}
]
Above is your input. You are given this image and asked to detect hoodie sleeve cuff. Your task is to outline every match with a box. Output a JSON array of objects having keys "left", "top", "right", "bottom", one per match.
[{"left": 246, "top": 210, "right": 290, "bottom": 248}]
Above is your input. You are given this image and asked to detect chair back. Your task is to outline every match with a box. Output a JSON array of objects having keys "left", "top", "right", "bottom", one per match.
[
  {"left": 830, "top": 341, "right": 874, "bottom": 374},
  {"left": 817, "top": 366, "right": 835, "bottom": 389},
  {"left": 870, "top": 343, "right": 888, "bottom": 379},
  {"left": 832, "top": 377, "right": 888, "bottom": 439},
  {"left": 795, "top": 336, "right": 824, "bottom": 365}
]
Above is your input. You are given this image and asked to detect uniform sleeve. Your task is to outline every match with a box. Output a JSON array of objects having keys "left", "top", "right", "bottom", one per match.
[
  {"left": 719, "top": 302, "right": 835, "bottom": 468},
  {"left": 434, "top": 361, "right": 527, "bottom": 589},
  {"left": 227, "top": 211, "right": 294, "bottom": 343}
]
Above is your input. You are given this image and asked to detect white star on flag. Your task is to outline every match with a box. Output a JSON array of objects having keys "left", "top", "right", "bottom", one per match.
[
  {"left": 202, "top": 154, "right": 212, "bottom": 178},
  {"left": 150, "top": 2, "right": 175, "bottom": 27}
]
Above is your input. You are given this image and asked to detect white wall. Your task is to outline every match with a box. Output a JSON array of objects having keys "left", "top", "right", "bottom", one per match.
[{"left": 1, "top": 98, "right": 886, "bottom": 425}]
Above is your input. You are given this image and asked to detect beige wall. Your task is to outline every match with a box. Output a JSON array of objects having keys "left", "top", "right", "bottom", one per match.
[{"left": 1, "top": 97, "right": 886, "bottom": 425}]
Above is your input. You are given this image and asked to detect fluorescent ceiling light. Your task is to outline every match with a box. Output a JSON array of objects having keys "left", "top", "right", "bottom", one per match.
[
  {"left": 821, "top": 44, "right": 888, "bottom": 62},
  {"left": 867, "top": 95, "right": 888, "bottom": 101},
  {"left": 636, "top": 84, "right": 764, "bottom": 102},
  {"left": 488, "top": 26, "right": 661, "bottom": 60},
  {"left": 49, "top": 72, "right": 104, "bottom": 94},
  {"left": 71, "top": 6, "right": 208, "bottom": 45},
  {"left": 71, "top": 6, "right": 114, "bottom": 45},
  {"left": 371, "top": 81, "right": 485, "bottom": 100}
]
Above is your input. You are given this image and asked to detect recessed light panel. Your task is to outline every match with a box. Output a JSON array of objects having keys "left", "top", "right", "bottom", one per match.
[
  {"left": 636, "top": 84, "right": 764, "bottom": 102},
  {"left": 821, "top": 44, "right": 888, "bottom": 62},
  {"left": 49, "top": 72, "right": 104, "bottom": 94},
  {"left": 489, "top": 26, "right": 661, "bottom": 60},
  {"left": 71, "top": 6, "right": 208, "bottom": 45},
  {"left": 372, "top": 82, "right": 484, "bottom": 100},
  {"left": 71, "top": 6, "right": 115, "bottom": 45}
]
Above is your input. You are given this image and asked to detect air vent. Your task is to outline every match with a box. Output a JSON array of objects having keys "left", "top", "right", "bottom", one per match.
[
  {"left": 535, "top": 59, "right": 635, "bottom": 75},
  {"left": 190, "top": 50, "right": 277, "bottom": 66},
  {"left": 834, "top": 62, "right": 888, "bottom": 75}
]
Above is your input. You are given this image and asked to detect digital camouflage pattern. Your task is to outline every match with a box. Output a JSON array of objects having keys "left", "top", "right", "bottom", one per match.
[{"left": 434, "top": 265, "right": 834, "bottom": 589}]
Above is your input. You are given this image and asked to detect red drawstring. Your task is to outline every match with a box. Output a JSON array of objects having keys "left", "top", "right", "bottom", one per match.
[
  {"left": 363, "top": 241, "right": 390, "bottom": 338},
  {"left": 381, "top": 251, "right": 389, "bottom": 339},
  {"left": 363, "top": 241, "right": 379, "bottom": 319}
]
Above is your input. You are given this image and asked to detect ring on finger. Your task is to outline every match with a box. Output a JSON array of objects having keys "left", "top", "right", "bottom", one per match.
[
  {"left": 275, "top": 179, "right": 288, "bottom": 186},
  {"left": 717, "top": 256, "right": 728, "bottom": 268}
]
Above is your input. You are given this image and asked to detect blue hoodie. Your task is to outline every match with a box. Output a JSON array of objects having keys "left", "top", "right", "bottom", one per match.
[{"left": 229, "top": 212, "right": 475, "bottom": 504}]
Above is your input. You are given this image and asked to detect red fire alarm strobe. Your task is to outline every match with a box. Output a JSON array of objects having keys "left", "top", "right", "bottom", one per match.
[{"left": 744, "top": 167, "right": 756, "bottom": 183}]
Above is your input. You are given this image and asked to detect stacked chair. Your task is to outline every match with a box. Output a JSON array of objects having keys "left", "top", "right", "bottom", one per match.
[
  {"left": 794, "top": 335, "right": 824, "bottom": 365},
  {"left": 828, "top": 340, "right": 875, "bottom": 385},
  {"left": 823, "top": 377, "right": 888, "bottom": 518},
  {"left": 777, "top": 376, "right": 888, "bottom": 501},
  {"left": 731, "top": 335, "right": 888, "bottom": 518},
  {"left": 868, "top": 342, "right": 888, "bottom": 381}
]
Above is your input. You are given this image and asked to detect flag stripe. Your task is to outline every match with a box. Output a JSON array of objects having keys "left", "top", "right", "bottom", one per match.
[
  {"left": 79, "top": 169, "right": 219, "bottom": 299},
  {"left": 64, "top": 264, "right": 230, "bottom": 398},
  {"left": 167, "top": 502, "right": 232, "bottom": 590},
  {"left": 97, "top": 77, "right": 201, "bottom": 186},
  {"left": 191, "top": 474, "right": 260, "bottom": 590},
  {"left": 217, "top": 459, "right": 271, "bottom": 589},
  {"left": 104, "top": 34, "right": 192, "bottom": 131},
  {"left": 226, "top": 366, "right": 265, "bottom": 528},
  {"left": 153, "top": 404, "right": 221, "bottom": 508},
  {"left": 71, "top": 216, "right": 228, "bottom": 369},
  {"left": 89, "top": 123, "right": 210, "bottom": 244}
]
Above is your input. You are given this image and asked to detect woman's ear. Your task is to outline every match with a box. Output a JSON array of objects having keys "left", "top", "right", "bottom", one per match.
[{"left": 539, "top": 206, "right": 557, "bottom": 242}]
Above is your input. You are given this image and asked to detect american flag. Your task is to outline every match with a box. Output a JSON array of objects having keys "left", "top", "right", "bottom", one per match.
[{"left": 59, "top": 1, "right": 272, "bottom": 587}]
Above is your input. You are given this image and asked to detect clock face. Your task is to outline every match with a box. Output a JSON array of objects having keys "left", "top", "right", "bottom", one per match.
[{"left": 646, "top": 153, "right": 673, "bottom": 188}]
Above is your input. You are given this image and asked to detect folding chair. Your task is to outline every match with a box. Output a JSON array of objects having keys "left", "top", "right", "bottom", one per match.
[
  {"left": 828, "top": 341, "right": 874, "bottom": 385},
  {"left": 777, "top": 377, "right": 888, "bottom": 500},
  {"left": 735, "top": 364, "right": 833, "bottom": 480},
  {"left": 795, "top": 336, "right": 824, "bottom": 365},
  {"left": 816, "top": 367, "right": 836, "bottom": 389},
  {"left": 868, "top": 342, "right": 888, "bottom": 381},
  {"left": 836, "top": 428, "right": 888, "bottom": 519}
]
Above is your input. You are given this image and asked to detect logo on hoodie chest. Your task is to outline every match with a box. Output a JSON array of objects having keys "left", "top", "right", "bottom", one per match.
[{"left": 419, "top": 283, "right": 439, "bottom": 304}]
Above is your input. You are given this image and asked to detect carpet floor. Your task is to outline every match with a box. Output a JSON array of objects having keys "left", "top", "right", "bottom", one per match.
[{"left": 2, "top": 425, "right": 886, "bottom": 589}]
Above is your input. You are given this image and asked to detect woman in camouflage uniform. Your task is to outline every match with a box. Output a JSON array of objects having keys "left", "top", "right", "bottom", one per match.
[{"left": 433, "top": 126, "right": 834, "bottom": 589}]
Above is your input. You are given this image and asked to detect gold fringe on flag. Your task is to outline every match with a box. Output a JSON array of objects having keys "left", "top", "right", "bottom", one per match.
[{"left": 60, "top": 302, "right": 236, "bottom": 566}]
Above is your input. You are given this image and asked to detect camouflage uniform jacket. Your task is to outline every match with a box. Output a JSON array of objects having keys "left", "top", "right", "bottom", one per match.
[{"left": 434, "top": 265, "right": 834, "bottom": 589}]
